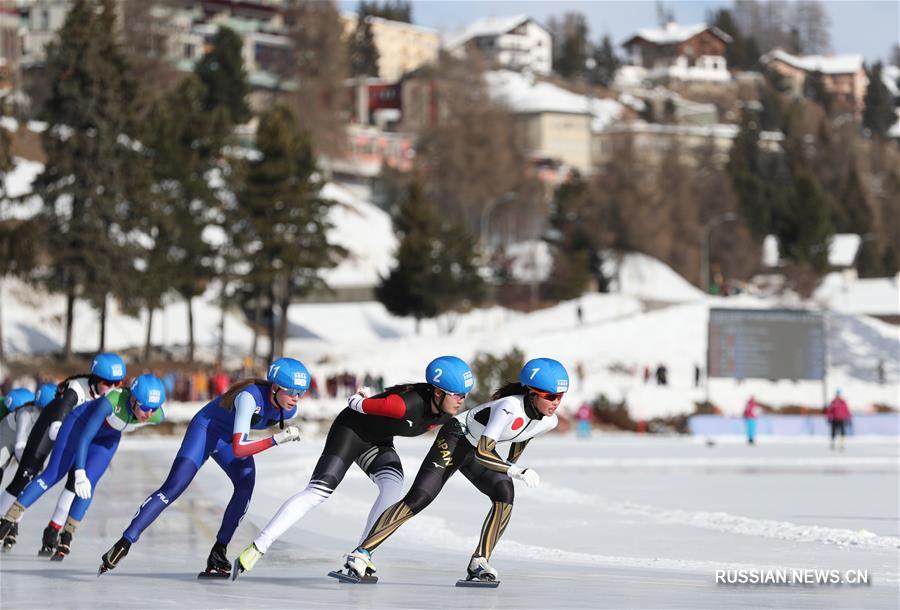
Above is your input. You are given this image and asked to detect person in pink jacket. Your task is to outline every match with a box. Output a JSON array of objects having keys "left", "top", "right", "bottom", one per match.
[
  {"left": 742, "top": 397, "right": 758, "bottom": 445},
  {"left": 826, "top": 390, "right": 852, "bottom": 451}
]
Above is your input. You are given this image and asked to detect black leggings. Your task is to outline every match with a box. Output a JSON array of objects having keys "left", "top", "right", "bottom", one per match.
[
  {"left": 4, "top": 396, "right": 76, "bottom": 496},
  {"left": 310, "top": 411, "right": 404, "bottom": 492},
  {"left": 403, "top": 418, "right": 514, "bottom": 514}
]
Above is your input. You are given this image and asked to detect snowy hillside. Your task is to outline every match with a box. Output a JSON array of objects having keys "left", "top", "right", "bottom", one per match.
[{"left": 1, "top": 160, "right": 897, "bottom": 419}]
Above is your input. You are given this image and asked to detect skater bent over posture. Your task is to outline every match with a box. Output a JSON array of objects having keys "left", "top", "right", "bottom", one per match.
[
  {"left": 231, "top": 356, "right": 475, "bottom": 579},
  {"left": 1, "top": 389, "right": 39, "bottom": 481},
  {"left": 340, "top": 358, "right": 568, "bottom": 584},
  {"left": 0, "top": 385, "right": 61, "bottom": 550},
  {"left": 0, "top": 375, "right": 166, "bottom": 560},
  {"left": 0, "top": 354, "right": 126, "bottom": 554},
  {"left": 99, "top": 358, "right": 309, "bottom": 578}
]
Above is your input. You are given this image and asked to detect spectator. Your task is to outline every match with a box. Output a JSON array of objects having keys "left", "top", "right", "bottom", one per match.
[
  {"left": 576, "top": 304, "right": 584, "bottom": 326},
  {"left": 643, "top": 366, "right": 651, "bottom": 385},
  {"left": 877, "top": 360, "right": 885, "bottom": 385},
  {"left": 575, "top": 402, "right": 592, "bottom": 439},
  {"left": 826, "top": 389, "right": 852, "bottom": 451},
  {"left": 694, "top": 364, "right": 701, "bottom": 388},
  {"left": 743, "top": 396, "right": 758, "bottom": 445},
  {"left": 655, "top": 364, "right": 668, "bottom": 386}
]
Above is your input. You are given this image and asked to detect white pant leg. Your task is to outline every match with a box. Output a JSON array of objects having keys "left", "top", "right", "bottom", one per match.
[
  {"left": 49, "top": 488, "right": 76, "bottom": 527},
  {"left": 253, "top": 478, "right": 333, "bottom": 553},
  {"left": 358, "top": 467, "right": 404, "bottom": 546}
]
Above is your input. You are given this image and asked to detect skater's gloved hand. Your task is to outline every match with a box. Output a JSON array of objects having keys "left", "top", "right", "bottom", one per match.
[
  {"left": 348, "top": 387, "right": 371, "bottom": 413},
  {"left": 74, "top": 469, "right": 92, "bottom": 499},
  {"left": 507, "top": 464, "right": 540, "bottom": 488},
  {"left": 274, "top": 426, "right": 301, "bottom": 445}
]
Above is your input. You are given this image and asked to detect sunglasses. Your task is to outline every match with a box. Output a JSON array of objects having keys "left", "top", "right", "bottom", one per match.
[
  {"left": 443, "top": 390, "right": 468, "bottom": 400},
  {"left": 530, "top": 388, "right": 565, "bottom": 401},
  {"left": 130, "top": 396, "right": 159, "bottom": 413},
  {"left": 275, "top": 385, "right": 305, "bottom": 398}
]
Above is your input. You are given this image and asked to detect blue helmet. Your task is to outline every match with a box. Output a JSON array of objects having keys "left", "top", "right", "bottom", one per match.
[
  {"left": 267, "top": 357, "right": 311, "bottom": 395},
  {"left": 5, "top": 388, "right": 36, "bottom": 412},
  {"left": 426, "top": 356, "right": 474, "bottom": 394},
  {"left": 35, "top": 383, "right": 58, "bottom": 408},
  {"left": 520, "top": 358, "right": 569, "bottom": 394},
  {"left": 91, "top": 353, "right": 127, "bottom": 382},
  {"left": 130, "top": 374, "right": 166, "bottom": 411}
]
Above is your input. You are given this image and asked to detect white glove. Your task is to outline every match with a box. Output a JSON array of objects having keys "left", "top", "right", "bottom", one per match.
[
  {"left": 348, "top": 387, "right": 372, "bottom": 414},
  {"left": 273, "top": 426, "right": 301, "bottom": 445},
  {"left": 74, "top": 469, "right": 92, "bottom": 499},
  {"left": 507, "top": 464, "right": 540, "bottom": 489}
]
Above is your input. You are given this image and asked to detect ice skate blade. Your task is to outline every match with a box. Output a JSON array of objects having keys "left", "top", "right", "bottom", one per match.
[
  {"left": 50, "top": 553, "right": 66, "bottom": 561},
  {"left": 198, "top": 570, "right": 230, "bottom": 580},
  {"left": 456, "top": 577, "right": 499, "bottom": 588},
  {"left": 328, "top": 569, "right": 377, "bottom": 583},
  {"left": 38, "top": 549, "right": 55, "bottom": 557}
]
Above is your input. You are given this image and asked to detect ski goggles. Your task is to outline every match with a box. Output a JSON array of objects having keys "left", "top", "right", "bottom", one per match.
[
  {"left": 442, "top": 390, "right": 468, "bottom": 400},
  {"left": 274, "top": 385, "right": 305, "bottom": 398},
  {"left": 131, "top": 397, "right": 160, "bottom": 412},
  {"left": 529, "top": 388, "right": 565, "bottom": 402}
]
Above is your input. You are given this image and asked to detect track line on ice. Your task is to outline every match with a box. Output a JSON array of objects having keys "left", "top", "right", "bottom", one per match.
[
  {"left": 525, "top": 456, "right": 900, "bottom": 470},
  {"left": 533, "top": 484, "right": 900, "bottom": 551},
  {"left": 266, "top": 495, "right": 836, "bottom": 578}
]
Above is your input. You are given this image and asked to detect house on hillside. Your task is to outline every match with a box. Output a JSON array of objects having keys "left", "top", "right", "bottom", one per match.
[
  {"left": 620, "top": 22, "right": 732, "bottom": 84},
  {"left": 760, "top": 49, "right": 868, "bottom": 116},
  {"left": 593, "top": 122, "right": 782, "bottom": 167},
  {"left": 443, "top": 15, "right": 552, "bottom": 75}
]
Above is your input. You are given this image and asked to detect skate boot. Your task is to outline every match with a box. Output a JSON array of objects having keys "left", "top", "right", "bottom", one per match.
[
  {"left": 198, "top": 541, "right": 231, "bottom": 579},
  {"left": 231, "top": 543, "right": 263, "bottom": 581},
  {"left": 347, "top": 547, "right": 377, "bottom": 578},
  {"left": 467, "top": 555, "right": 499, "bottom": 581},
  {"left": 2, "top": 521, "right": 17, "bottom": 551},
  {"left": 0, "top": 518, "right": 14, "bottom": 542},
  {"left": 50, "top": 530, "right": 72, "bottom": 561},
  {"left": 39, "top": 525, "right": 59, "bottom": 556},
  {"left": 99, "top": 537, "right": 131, "bottom": 575}
]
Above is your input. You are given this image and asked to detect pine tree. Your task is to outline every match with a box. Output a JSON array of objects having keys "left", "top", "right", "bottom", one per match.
[
  {"left": 727, "top": 111, "right": 776, "bottom": 239},
  {"left": 591, "top": 35, "right": 619, "bottom": 87},
  {"left": 31, "top": 0, "right": 143, "bottom": 358},
  {"left": 552, "top": 13, "right": 590, "bottom": 78},
  {"left": 348, "top": 3, "right": 380, "bottom": 77},
  {"left": 803, "top": 70, "right": 832, "bottom": 116},
  {"left": 233, "top": 106, "right": 342, "bottom": 359},
  {"left": 141, "top": 74, "right": 222, "bottom": 361},
  {"left": 376, "top": 175, "right": 484, "bottom": 331},
  {"left": 195, "top": 26, "right": 251, "bottom": 127},
  {"left": 775, "top": 172, "right": 834, "bottom": 273},
  {"left": 862, "top": 62, "right": 896, "bottom": 138}
]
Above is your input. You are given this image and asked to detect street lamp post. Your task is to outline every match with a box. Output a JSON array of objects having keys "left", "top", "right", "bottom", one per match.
[
  {"left": 700, "top": 212, "right": 737, "bottom": 294},
  {"left": 480, "top": 192, "right": 517, "bottom": 250}
]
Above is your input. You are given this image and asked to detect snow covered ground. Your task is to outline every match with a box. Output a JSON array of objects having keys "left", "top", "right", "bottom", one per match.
[{"left": 1, "top": 434, "right": 897, "bottom": 608}]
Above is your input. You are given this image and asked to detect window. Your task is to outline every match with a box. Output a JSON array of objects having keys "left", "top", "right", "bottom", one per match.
[{"left": 40, "top": 9, "right": 49, "bottom": 31}]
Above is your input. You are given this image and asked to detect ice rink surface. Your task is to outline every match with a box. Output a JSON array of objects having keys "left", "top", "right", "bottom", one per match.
[{"left": 1, "top": 433, "right": 898, "bottom": 609}]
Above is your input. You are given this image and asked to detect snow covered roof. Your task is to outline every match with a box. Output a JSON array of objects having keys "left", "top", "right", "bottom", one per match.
[
  {"left": 485, "top": 70, "right": 624, "bottom": 129},
  {"left": 443, "top": 15, "right": 535, "bottom": 49},
  {"left": 601, "top": 250, "right": 704, "bottom": 303},
  {"left": 814, "top": 272, "right": 900, "bottom": 317},
  {"left": 761, "top": 234, "right": 863, "bottom": 269},
  {"left": 761, "top": 48, "right": 864, "bottom": 75},
  {"left": 829, "top": 234, "right": 862, "bottom": 267},
  {"left": 882, "top": 65, "right": 899, "bottom": 98},
  {"left": 624, "top": 22, "right": 732, "bottom": 46}
]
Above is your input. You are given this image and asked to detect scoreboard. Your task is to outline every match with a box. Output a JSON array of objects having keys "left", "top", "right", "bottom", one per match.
[{"left": 707, "top": 309, "right": 826, "bottom": 380}]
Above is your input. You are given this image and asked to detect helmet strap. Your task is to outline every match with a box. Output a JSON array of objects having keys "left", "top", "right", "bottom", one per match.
[
  {"left": 524, "top": 392, "right": 544, "bottom": 420},
  {"left": 270, "top": 385, "right": 286, "bottom": 429},
  {"left": 430, "top": 389, "right": 444, "bottom": 415}
]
